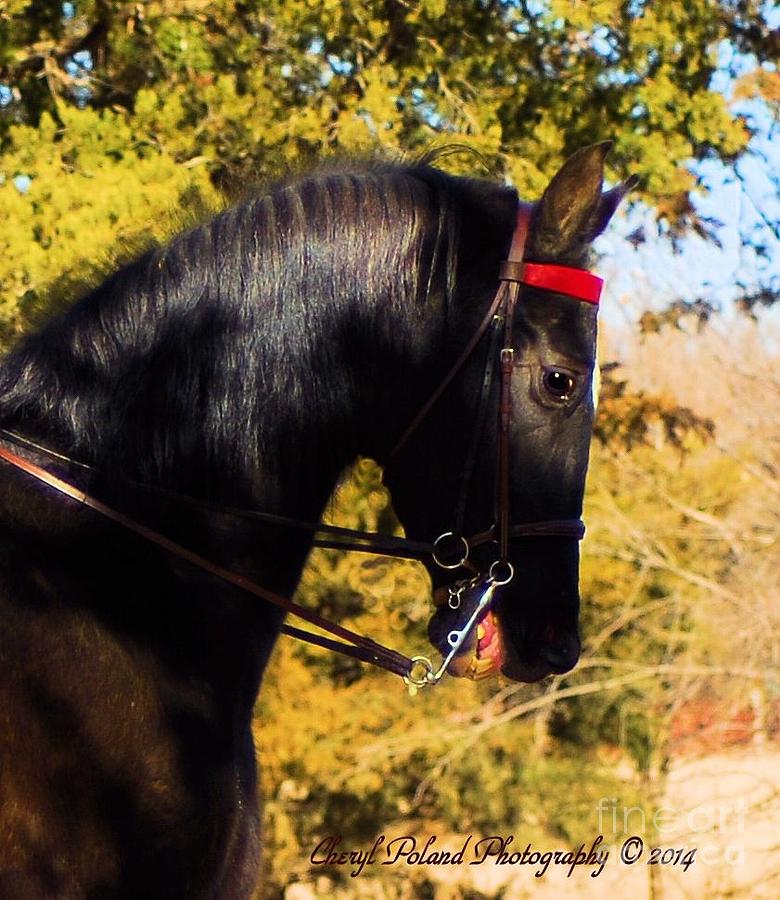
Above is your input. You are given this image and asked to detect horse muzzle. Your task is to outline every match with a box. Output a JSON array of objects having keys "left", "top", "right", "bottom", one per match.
[{"left": 429, "top": 575, "right": 581, "bottom": 683}]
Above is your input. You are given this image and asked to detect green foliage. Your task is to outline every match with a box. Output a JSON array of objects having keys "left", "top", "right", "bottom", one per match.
[{"left": 0, "top": 101, "right": 219, "bottom": 342}]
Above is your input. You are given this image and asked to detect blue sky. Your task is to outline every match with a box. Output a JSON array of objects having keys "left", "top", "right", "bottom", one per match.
[{"left": 596, "top": 16, "right": 779, "bottom": 330}]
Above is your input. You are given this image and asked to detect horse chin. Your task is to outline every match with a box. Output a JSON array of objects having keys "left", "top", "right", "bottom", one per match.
[
  {"left": 496, "top": 614, "right": 582, "bottom": 683},
  {"left": 499, "top": 658, "right": 558, "bottom": 684},
  {"left": 489, "top": 616, "right": 551, "bottom": 683}
]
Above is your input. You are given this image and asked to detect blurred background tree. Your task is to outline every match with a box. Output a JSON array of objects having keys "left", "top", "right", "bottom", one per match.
[{"left": 1, "top": 2, "right": 778, "bottom": 897}]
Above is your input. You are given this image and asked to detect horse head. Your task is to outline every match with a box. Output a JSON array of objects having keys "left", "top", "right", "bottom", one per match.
[{"left": 383, "top": 143, "right": 635, "bottom": 683}]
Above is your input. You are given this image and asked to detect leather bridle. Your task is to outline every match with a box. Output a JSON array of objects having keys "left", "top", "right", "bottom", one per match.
[
  {"left": 388, "top": 202, "right": 595, "bottom": 576},
  {"left": 0, "top": 201, "right": 603, "bottom": 689}
]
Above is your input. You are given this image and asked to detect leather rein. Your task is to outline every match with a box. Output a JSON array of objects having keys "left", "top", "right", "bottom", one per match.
[{"left": 0, "top": 203, "right": 602, "bottom": 689}]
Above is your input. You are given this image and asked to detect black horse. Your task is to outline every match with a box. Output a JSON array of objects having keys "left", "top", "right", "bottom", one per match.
[{"left": 0, "top": 143, "right": 632, "bottom": 897}]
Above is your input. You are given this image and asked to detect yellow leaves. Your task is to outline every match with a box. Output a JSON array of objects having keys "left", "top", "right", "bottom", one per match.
[
  {"left": 333, "top": 111, "right": 375, "bottom": 150},
  {"left": 420, "top": 0, "right": 447, "bottom": 20},
  {"left": 734, "top": 68, "right": 780, "bottom": 105},
  {"left": 506, "top": 154, "right": 550, "bottom": 197},
  {"left": 329, "top": 64, "right": 405, "bottom": 149},
  {"left": 549, "top": 0, "right": 620, "bottom": 30},
  {"left": 347, "top": 559, "right": 399, "bottom": 601},
  {"left": 687, "top": 92, "right": 747, "bottom": 153},
  {"left": 0, "top": 105, "right": 219, "bottom": 344},
  {"left": 4, "top": 0, "right": 33, "bottom": 16}
]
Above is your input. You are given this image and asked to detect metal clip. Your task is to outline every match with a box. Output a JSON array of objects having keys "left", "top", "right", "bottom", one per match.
[
  {"left": 404, "top": 655, "right": 434, "bottom": 696},
  {"left": 406, "top": 569, "right": 512, "bottom": 694},
  {"left": 447, "top": 582, "right": 466, "bottom": 609}
]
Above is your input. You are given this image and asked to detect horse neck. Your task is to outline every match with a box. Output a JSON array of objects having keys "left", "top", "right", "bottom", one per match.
[
  {"left": 0, "top": 251, "right": 455, "bottom": 525},
  {"left": 0, "top": 197, "right": 498, "bottom": 724}
]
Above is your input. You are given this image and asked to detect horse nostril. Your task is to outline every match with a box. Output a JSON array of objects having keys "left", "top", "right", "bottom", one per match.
[{"left": 539, "top": 632, "right": 581, "bottom": 674}]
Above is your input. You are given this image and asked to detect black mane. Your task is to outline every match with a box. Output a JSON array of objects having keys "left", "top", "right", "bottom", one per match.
[{"left": 0, "top": 161, "right": 512, "bottom": 503}]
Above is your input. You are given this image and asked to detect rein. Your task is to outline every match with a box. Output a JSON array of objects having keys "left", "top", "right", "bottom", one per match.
[{"left": 0, "top": 202, "right": 602, "bottom": 689}]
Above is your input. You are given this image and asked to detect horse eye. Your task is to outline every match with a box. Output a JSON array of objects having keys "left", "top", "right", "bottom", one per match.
[{"left": 542, "top": 369, "right": 576, "bottom": 401}]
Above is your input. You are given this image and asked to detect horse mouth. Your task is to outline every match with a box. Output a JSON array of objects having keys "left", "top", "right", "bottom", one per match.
[
  {"left": 466, "top": 612, "right": 565, "bottom": 683},
  {"left": 427, "top": 598, "right": 505, "bottom": 680},
  {"left": 428, "top": 593, "right": 580, "bottom": 683},
  {"left": 474, "top": 611, "right": 507, "bottom": 676},
  {"left": 455, "top": 609, "right": 506, "bottom": 680}
]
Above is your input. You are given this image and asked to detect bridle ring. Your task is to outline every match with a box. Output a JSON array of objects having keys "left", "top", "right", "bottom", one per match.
[
  {"left": 404, "top": 655, "right": 434, "bottom": 687},
  {"left": 489, "top": 560, "right": 514, "bottom": 586},
  {"left": 432, "top": 532, "right": 469, "bottom": 570}
]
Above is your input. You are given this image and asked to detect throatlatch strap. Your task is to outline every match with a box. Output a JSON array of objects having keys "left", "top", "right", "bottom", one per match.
[
  {"left": 454, "top": 313, "right": 504, "bottom": 535},
  {"left": 388, "top": 283, "right": 509, "bottom": 460}
]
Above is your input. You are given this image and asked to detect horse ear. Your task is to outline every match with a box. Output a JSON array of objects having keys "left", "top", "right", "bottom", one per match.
[
  {"left": 591, "top": 174, "right": 640, "bottom": 239},
  {"left": 527, "top": 142, "right": 635, "bottom": 264}
]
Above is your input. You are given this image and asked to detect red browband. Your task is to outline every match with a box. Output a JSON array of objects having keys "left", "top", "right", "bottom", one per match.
[
  {"left": 508, "top": 204, "right": 603, "bottom": 305},
  {"left": 520, "top": 262, "right": 603, "bottom": 305}
]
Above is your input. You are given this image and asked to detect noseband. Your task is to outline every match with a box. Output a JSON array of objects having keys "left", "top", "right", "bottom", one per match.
[{"left": 0, "top": 202, "right": 603, "bottom": 690}]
